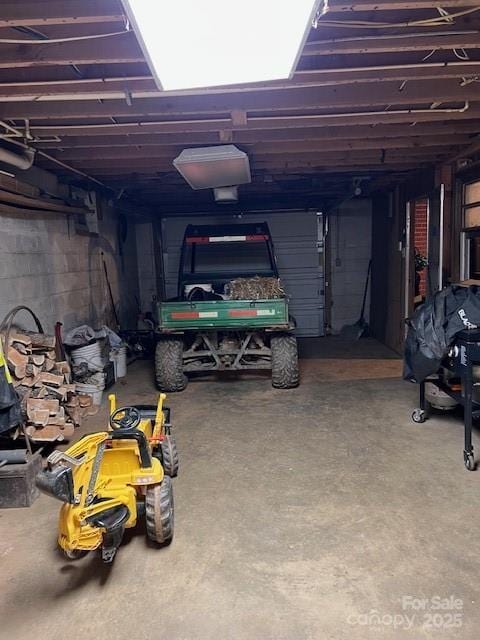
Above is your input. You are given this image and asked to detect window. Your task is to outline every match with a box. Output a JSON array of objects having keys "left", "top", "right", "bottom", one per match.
[
  {"left": 185, "top": 241, "right": 273, "bottom": 275},
  {"left": 463, "top": 180, "right": 480, "bottom": 229},
  {"left": 461, "top": 179, "right": 480, "bottom": 280},
  {"left": 469, "top": 234, "right": 480, "bottom": 280}
]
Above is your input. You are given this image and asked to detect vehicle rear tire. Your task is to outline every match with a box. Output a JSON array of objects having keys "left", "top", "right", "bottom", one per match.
[
  {"left": 271, "top": 333, "right": 299, "bottom": 389},
  {"left": 160, "top": 434, "right": 179, "bottom": 477},
  {"left": 155, "top": 337, "right": 187, "bottom": 392},
  {"left": 145, "top": 477, "right": 174, "bottom": 545}
]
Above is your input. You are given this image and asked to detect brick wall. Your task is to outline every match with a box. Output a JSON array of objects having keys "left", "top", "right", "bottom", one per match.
[{"left": 413, "top": 199, "right": 428, "bottom": 296}]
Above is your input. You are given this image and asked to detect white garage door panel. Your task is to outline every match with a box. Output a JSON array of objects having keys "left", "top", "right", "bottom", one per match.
[{"left": 161, "top": 211, "right": 324, "bottom": 336}]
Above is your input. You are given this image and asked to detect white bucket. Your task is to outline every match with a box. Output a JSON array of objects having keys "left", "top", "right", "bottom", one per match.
[
  {"left": 71, "top": 341, "right": 104, "bottom": 372},
  {"left": 75, "top": 379, "right": 106, "bottom": 406},
  {"left": 115, "top": 346, "right": 127, "bottom": 378}
]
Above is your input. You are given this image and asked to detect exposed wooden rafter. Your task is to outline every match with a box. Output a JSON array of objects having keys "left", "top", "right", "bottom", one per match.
[
  {"left": 1, "top": 0, "right": 479, "bottom": 209},
  {"left": 0, "top": 62, "right": 479, "bottom": 101},
  {"left": 326, "top": 0, "right": 480, "bottom": 11},
  {"left": 0, "top": 80, "right": 475, "bottom": 119},
  {"left": 304, "top": 31, "right": 480, "bottom": 56},
  {"left": 0, "top": 1, "right": 125, "bottom": 28}
]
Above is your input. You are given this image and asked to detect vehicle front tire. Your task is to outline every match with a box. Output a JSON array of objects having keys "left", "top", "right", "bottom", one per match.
[
  {"left": 270, "top": 333, "right": 299, "bottom": 389},
  {"left": 155, "top": 337, "right": 187, "bottom": 392},
  {"left": 145, "top": 477, "right": 174, "bottom": 545},
  {"left": 159, "top": 434, "right": 179, "bottom": 477}
]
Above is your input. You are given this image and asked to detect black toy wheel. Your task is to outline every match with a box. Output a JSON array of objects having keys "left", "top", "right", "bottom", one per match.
[
  {"left": 464, "top": 453, "right": 476, "bottom": 471},
  {"left": 145, "top": 476, "right": 174, "bottom": 545},
  {"left": 160, "top": 434, "right": 179, "bottom": 477},
  {"left": 61, "top": 548, "right": 88, "bottom": 560},
  {"left": 411, "top": 408, "right": 426, "bottom": 423}
]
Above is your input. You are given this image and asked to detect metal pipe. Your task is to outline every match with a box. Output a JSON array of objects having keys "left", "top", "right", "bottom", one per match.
[
  {"left": 0, "top": 120, "right": 109, "bottom": 189},
  {"left": 0, "top": 145, "right": 34, "bottom": 169},
  {"left": 0, "top": 449, "right": 29, "bottom": 464},
  {"left": 0, "top": 120, "right": 24, "bottom": 137}
]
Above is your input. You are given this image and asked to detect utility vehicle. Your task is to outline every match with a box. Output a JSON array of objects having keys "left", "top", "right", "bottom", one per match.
[{"left": 155, "top": 223, "right": 299, "bottom": 391}]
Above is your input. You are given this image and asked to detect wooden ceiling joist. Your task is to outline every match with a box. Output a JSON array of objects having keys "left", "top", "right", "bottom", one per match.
[
  {"left": 0, "top": 32, "right": 143, "bottom": 69},
  {"left": 51, "top": 147, "right": 459, "bottom": 171},
  {"left": 1, "top": 62, "right": 480, "bottom": 101},
  {"left": 326, "top": 0, "right": 480, "bottom": 11},
  {"left": 0, "top": 1, "right": 125, "bottom": 28},
  {"left": 47, "top": 134, "right": 471, "bottom": 160},
  {"left": 2, "top": 0, "right": 479, "bottom": 208},
  {"left": 0, "top": 80, "right": 475, "bottom": 119},
  {"left": 30, "top": 121, "right": 480, "bottom": 149},
  {"left": 3, "top": 29, "right": 480, "bottom": 70},
  {"left": 304, "top": 31, "right": 480, "bottom": 56},
  {"left": 24, "top": 104, "right": 480, "bottom": 137}
]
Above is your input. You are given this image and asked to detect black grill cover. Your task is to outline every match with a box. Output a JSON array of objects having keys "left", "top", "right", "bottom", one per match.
[{"left": 404, "top": 285, "right": 480, "bottom": 383}]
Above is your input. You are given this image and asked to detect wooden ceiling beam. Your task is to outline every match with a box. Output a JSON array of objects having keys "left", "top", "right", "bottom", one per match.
[
  {"left": 69, "top": 165, "right": 424, "bottom": 178},
  {"left": 1, "top": 62, "right": 480, "bottom": 100},
  {"left": 46, "top": 148, "right": 456, "bottom": 171},
  {"left": 31, "top": 121, "right": 480, "bottom": 149},
  {"left": 304, "top": 31, "right": 480, "bottom": 56},
  {"left": 0, "top": 1, "right": 125, "bottom": 27},
  {"left": 3, "top": 29, "right": 480, "bottom": 70},
  {"left": 0, "top": 32, "right": 143, "bottom": 69},
  {"left": 0, "top": 80, "right": 475, "bottom": 119},
  {"left": 48, "top": 134, "right": 470, "bottom": 160},
  {"left": 25, "top": 105, "right": 480, "bottom": 136},
  {"left": 326, "top": 0, "right": 480, "bottom": 11}
]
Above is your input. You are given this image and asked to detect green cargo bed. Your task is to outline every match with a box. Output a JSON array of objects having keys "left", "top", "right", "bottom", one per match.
[{"left": 158, "top": 298, "right": 289, "bottom": 331}]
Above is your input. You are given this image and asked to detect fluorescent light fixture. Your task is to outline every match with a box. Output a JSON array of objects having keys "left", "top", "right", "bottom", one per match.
[
  {"left": 122, "top": 0, "right": 320, "bottom": 91},
  {"left": 173, "top": 145, "right": 251, "bottom": 190}
]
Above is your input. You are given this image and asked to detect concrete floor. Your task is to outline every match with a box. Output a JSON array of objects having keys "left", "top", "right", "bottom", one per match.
[{"left": 1, "top": 338, "right": 479, "bottom": 639}]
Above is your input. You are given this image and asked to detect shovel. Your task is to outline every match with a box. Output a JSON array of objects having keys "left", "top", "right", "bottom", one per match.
[{"left": 340, "top": 259, "right": 372, "bottom": 340}]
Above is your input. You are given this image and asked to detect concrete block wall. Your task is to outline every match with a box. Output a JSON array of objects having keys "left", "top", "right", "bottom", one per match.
[
  {"left": 0, "top": 203, "right": 140, "bottom": 335},
  {"left": 330, "top": 199, "right": 372, "bottom": 333},
  {"left": 136, "top": 222, "right": 158, "bottom": 315}
]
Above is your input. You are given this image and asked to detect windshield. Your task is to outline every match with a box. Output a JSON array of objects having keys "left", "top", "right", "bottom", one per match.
[{"left": 184, "top": 240, "right": 273, "bottom": 275}]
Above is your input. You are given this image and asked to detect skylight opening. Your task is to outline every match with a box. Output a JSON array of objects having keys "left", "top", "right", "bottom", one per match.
[{"left": 122, "top": 1, "right": 320, "bottom": 91}]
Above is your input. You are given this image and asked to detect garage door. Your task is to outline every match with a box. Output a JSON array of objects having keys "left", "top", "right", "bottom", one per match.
[{"left": 161, "top": 211, "right": 325, "bottom": 337}]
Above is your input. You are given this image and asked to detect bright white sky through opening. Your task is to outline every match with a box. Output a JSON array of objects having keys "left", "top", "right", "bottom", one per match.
[{"left": 124, "top": 0, "right": 318, "bottom": 91}]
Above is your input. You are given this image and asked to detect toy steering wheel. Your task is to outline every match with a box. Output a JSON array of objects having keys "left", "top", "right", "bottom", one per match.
[{"left": 109, "top": 406, "right": 141, "bottom": 431}]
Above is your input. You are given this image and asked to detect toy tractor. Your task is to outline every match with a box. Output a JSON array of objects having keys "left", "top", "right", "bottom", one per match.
[{"left": 36, "top": 393, "right": 178, "bottom": 563}]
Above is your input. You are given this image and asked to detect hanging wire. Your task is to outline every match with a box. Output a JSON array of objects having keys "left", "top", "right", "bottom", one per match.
[
  {"left": 422, "top": 49, "right": 438, "bottom": 61},
  {"left": 437, "top": 7, "right": 454, "bottom": 23},
  {"left": 461, "top": 76, "right": 480, "bottom": 86},
  {"left": 453, "top": 48, "right": 471, "bottom": 60},
  {"left": 312, "top": 6, "right": 480, "bottom": 29},
  {"left": 0, "top": 29, "right": 130, "bottom": 45}
]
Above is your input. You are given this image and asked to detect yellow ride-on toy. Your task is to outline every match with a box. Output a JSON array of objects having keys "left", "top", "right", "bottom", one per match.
[{"left": 36, "top": 393, "right": 178, "bottom": 562}]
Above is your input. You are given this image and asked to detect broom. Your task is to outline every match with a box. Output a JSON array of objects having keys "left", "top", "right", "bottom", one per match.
[{"left": 340, "top": 260, "right": 372, "bottom": 340}]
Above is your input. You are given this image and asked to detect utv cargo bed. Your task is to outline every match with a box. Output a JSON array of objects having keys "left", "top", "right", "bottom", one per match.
[{"left": 158, "top": 299, "right": 290, "bottom": 332}]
